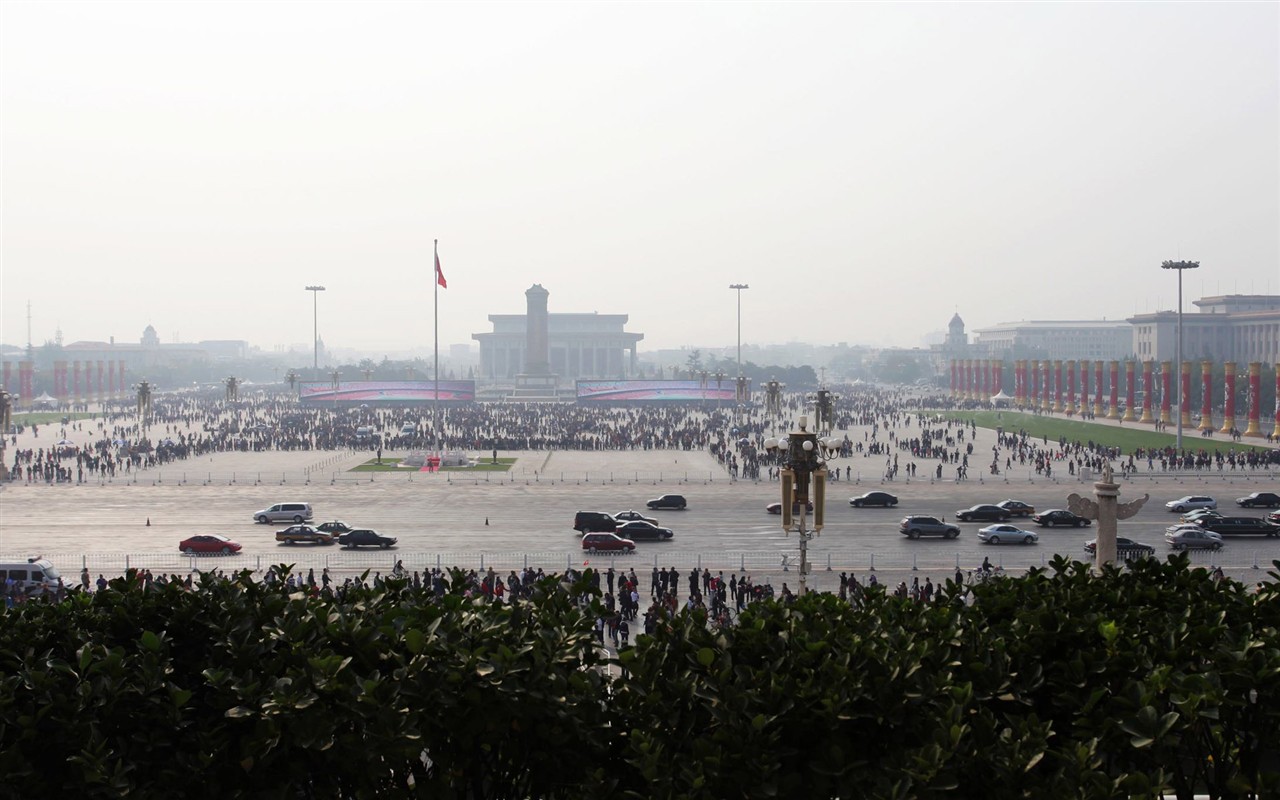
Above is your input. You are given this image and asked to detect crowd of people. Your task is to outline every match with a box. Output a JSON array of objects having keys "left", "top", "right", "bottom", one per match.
[{"left": 5, "top": 384, "right": 1279, "bottom": 487}]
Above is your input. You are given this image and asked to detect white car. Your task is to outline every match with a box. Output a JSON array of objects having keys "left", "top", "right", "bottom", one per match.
[
  {"left": 1164, "top": 528, "right": 1224, "bottom": 551},
  {"left": 977, "top": 524, "right": 1039, "bottom": 545},
  {"left": 1164, "top": 495, "right": 1217, "bottom": 513}
]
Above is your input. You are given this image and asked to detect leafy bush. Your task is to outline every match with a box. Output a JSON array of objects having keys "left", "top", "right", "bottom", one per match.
[{"left": 0, "top": 558, "right": 1275, "bottom": 799}]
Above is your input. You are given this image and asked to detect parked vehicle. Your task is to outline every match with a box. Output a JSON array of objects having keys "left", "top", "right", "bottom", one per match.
[
  {"left": 849, "top": 491, "right": 898, "bottom": 508},
  {"left": 0, "top": 557, "right": 64, "bottom": 595},
  {"left": 766, "top": 501, "right": 813, "bottom": 515},
  {"left": 1164, "top": 495, "right": 1217, "bottom": 513},
  {"left": 1031, "top": 509, "right": 1091, "bottom": 528},
  {"left": 646, "top": 494, "right": 687, "bottom": 510},
  {"left": 613, "top": 510, "right": 657, "bottom": 525},
  {"left": 253, "top": 502, "right": 313, "bottom": 524},
  {"left": 573, "top": 511, "right": 617, "bottom": 533},
  {"left": 1180, "top": 509, "right": 1224, "bottom": 524},
  {"left": 616, "top": 521, "right": 674, "bottom": 541},
  {"left": 995, "top": 500, "right": 1036, "bottom": 517},
  {"left": 1164, "top": 527, "right": 1224, "bottom": 551},
  {"left": 337, "top": 529, "right": 398, "bottom": 549},
  {"left": 956, "top": 504, "right": 1011, "bottom": 523},
  {"left": 977, "top": 524, "right": 1039, "bottom": 545},
  {"left": 1084, "top": 538, "right": 1155, "bottom": 556},
  {"left": 179, "top": 534, "right": 242, "bottom": 555},
  {"left": 275, "top": 525, "right": 335, "bottom": 545},
  {"left": 1235, "top": 492, "right": 1280, "bottom": 508},
  {"left": 581, "top": 532, "right": 636, "bottom": 553},
  {"left": 899, "top": 515, "right": 961, "bottom": 539},
  {"left": 1196, "top": 516, "right": 1280, "bottom": 537}
]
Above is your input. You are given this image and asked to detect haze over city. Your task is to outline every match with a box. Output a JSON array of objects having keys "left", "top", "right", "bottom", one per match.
[{"left": 2, "top": 1, "right": 1276, "bottom": 358}]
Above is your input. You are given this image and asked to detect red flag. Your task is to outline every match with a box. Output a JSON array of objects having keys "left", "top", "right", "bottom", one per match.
[{"left": 435, "top": 252, "right": 447, "bottom": 289}]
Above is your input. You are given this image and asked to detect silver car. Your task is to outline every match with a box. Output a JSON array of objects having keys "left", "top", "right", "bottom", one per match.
[
  {"left": 977, "top": 524, "right": 1039, "bottom": 545},
  {"left": 1164, "top": 495, "right": 1217, "bottom": 513},
  {"left": 1164, "top": 527, "right": 1224, "bottom": 551}
]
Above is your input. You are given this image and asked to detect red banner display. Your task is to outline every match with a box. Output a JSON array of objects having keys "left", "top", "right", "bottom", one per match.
[
  {"left": 1162, "top": 360, "right": 1172, "bottom": 424},
  {"left": 1180, "top": 362, "right": 1192, "bottom": 429},
  {"left": 1201, "top": 361, "right": 1216, "bottom": 432},
  {"left": 1143, "top": 361, "right": 1156, "bottom": 424},
  {"left": 1219, "top": 362, "right": 1236, "bottom": 434},
  {"left": 1109, "top": 361, "right": 1120, "bottom": 419},
  {"left": 1244, "top": 362, "right": 1263, "bottom": 437}
]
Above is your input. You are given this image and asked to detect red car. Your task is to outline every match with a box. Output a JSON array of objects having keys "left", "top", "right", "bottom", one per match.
[
  {"left": 581, "top": 532, "right": 636, "bottom": 553},
  {"left": 179, "top": 534, "right": 242, "bottom": 555}
]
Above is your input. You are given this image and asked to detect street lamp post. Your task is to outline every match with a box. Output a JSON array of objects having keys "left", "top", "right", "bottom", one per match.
[
  {"left": 729, "top": 284, "right": 748, "bottom": 404},
  {"left": 763, "top": 414, "right": 843, "bottom": 596},
  {"left": 1161, "top": 261, "right": 1199, "bottom": 451},
  {"left": 305, "top": 285, "right": 326, "bottom": 380}
]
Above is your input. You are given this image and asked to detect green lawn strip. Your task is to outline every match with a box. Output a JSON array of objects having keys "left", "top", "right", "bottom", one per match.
[
  {"left": 941, "top": 410, "right": 1276, "bottom": 454},
  {"left": 351, "top": 457, "right": 516, "bottom": 472},
  {"left": 12, "top": 411, "right": 99, "bottom": 425}
]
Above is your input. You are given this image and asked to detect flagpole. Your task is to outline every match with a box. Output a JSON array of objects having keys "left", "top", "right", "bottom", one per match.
[{"left": 434, "top": 238, "right": 439, "bottom": 458}]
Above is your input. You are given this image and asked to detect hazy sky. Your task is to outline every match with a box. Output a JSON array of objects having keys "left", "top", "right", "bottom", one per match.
[{"left": 2, "top": 1, "right": 1276, "bottom": 359}]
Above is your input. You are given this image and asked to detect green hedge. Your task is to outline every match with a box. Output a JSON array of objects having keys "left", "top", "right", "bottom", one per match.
[{"left": 1, "top": 559, "right": 1277, "bottom": 799}]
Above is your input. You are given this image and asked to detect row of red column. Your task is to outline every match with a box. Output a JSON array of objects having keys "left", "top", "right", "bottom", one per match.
[
  {"left": 950, "top": 358, "right": 1278, "bottom": 438},
  {"left": 1, "top": 360, "right": 127, "bottom": 408}
]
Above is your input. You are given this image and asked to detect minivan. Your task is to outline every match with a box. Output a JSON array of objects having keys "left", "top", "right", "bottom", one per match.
[
  {"left": 574, "top": 511, "right": 617, "bottom": 533},
  {"left": 0, "top": 558, "right": 64, "bottom": 596},
  {"left": 253, "top": 503, "right": 313, "bottom": 524}
]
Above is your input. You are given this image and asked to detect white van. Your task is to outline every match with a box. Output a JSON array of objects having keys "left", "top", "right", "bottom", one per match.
[
  {"left": 252, "top": 502, "right": 313, "bottom": 524},
  {"left": 0, "top": 558, "right": 64, "bottom": 596}
]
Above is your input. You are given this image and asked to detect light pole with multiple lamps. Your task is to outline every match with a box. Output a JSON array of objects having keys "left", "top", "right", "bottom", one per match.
[
  {"left": 305, "top": 285, "right": 326, "bottom": 380},
  {"left": 1161, "top": 260, "right": 1199, "bottom": 451},
  {"left": 763, "top": 413, "right": 843, "bottom": 596},
  {"left": 729, "top": 283, "right": 748, "bottom": 411}
]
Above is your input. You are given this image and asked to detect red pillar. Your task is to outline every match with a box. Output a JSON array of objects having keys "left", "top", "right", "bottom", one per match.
[
  {"left": 1053, "top": 360, "right": 1063, "bottom": 412},
  {"left": 73, "top": 361, "right": 81, "bottom": 404},
  {"left": 993, "top": 360, "right": 1003, "bottom": 400},
  {"left": 1218, "top": 362, "right": 1236, "bottom": 434},
  {"left": 1201, "top": 361, "right": 1216, "bottom": 432},
  {"left": 1108, "top": 361, "right": 1120, "bottom": 419},
  {"left": 118, "top": 361, "right": 126, "bottom": 398},
  {"left": 1243, "top": 362, "right": 1263, "bottom": 437},
  {"left": 96, "top": 361, "right": 105, "bottom": 401},
  {"left": 1064, "top": 360, "right": 1076, "bottom": 415},
  {"left": 1156, "top": 361, "right": 1170, "bottom": 424},
  {"left": 1093, "top": 360, "right": 1104, "bottom": 416},
  {"left": 1180, "top": 362, "right": 1193, "bottom": 429},
  {"left": 19, "top": 361, "right": 33, "bottom": 409},
  {"left": 1142, "top": 361, "right": 1156, "bottom": 423}
]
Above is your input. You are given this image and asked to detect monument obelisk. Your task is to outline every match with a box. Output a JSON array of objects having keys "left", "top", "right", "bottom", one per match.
[{"left": 516, "top": 284, "right": 557, "bottom": 396}]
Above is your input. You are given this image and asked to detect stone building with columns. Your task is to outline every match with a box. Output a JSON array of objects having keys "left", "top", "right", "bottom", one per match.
[{"left": 472, "top": 285, "right": 644, "bottom": 383}]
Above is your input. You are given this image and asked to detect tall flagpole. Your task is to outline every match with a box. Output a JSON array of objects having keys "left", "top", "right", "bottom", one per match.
[{"left": 434, "top": 238, "right": 439, "bottom": 457}]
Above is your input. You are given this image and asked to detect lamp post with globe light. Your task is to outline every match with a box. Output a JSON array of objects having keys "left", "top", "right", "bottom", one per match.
[{"left": 1161, "top": 260, "right": 1199, "bottom": 452}]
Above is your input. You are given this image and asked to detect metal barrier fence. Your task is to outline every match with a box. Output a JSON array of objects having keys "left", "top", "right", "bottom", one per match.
[
  {"left": 13, "top": 466, "right": 1279, "bottom": 488},
  {"left": 45, "top": 548, "right": 1278, "bottom": 583}
]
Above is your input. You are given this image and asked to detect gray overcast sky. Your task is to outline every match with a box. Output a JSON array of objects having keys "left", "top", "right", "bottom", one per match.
[{"left": 2, "top": 1, "right": 1276, "bottom": 358}]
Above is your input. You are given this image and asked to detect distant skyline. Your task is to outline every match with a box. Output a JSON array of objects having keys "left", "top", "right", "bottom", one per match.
[{"left": 2, "top": 2, "right": 1276, "bottom": 356}]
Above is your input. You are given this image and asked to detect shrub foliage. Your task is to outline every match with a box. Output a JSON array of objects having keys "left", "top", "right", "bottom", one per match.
[{"left": 1, "top": 558, "right": 1276, "bottom": 799}]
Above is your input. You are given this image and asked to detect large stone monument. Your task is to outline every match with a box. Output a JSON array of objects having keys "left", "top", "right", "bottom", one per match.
[
  {"left": 515, "top": 284, "right": 558, "bottom": 396},
  {"left": 1067, "top": 464, "right": 1149, "bottom": 566}
]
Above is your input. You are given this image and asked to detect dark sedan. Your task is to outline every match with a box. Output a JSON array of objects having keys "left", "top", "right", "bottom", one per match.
[
  {"left": 1235, "top": 492, "right": 1280, "bottom": 509},
  {"left": 766, "top": 501, "right": 813, "bottom": 515},
  {"left": 337, "top": 529, "right": 398, "bottom": 549},
  {"left": 1084, "top": 537, "right": 1155, "bottom": 556},
  {"left": 849, "top": 491, "right": 899, "bottom": 508},
  {"left": 1031, "top": 509, "right": 1092, "bottom": 528},
  {"left": 316, "top": 520, "right": 354, "bottom": 534},
  {"left": 646, "top": 494, "right": 687, "bottom": 510},
  {"left": 996, "top": 500, "right": 1036, "bottom": 517},
  {"left": 616, "top": 521, "right": 674, "bottom": 541},
  {"left": 1196, "top": 517, "right": 1279, "bottom": 537},
  {"left": 956, "top": 504, "right": 1011, "bottom": 523}
]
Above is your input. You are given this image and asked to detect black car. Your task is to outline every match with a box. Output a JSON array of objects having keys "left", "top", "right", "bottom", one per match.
[
  {"left": 1084, "top": 537, "right": 1155, "bottom": 556},
  {"left": 337, "top": 529, "right": 398, "bottom": 549},
  {"left": 613, "top": 510, "right": 657, "bottom": 525},
  {"left": 849, "top": 491, "right": 898, "bottom": 508},
  {"left": 573, "top": 511, "right": 617, "bottom": 533},
  {"left": 996, "top": 500, "right": 1036, "bottom": 517},
  {"left": 956, "top": 505, "right": 1011, "bottom": 523},
  {"left": 616, "top": 521, "right": 674, "bottom": 541},
  {"left": 316, "top": 520, "right": 354, "bottom": 535},
  {"left": 899, "top": 515, "right": 961, "bottom": 539},
  {"left": 1235, "top": 492, "right": 1280, "bottom": 509},
  {"left": 1197, "top": 516, "right": 1279, "bottom": 537},
  {"left": 766, "top": 501, "right": 813, "bottom": 515},
  {"left": 1031, "top": 509, "right": 1092, "bottom": 528},
  {"left": 646, "top": 494, "right": 687, "bottom": 510}
]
